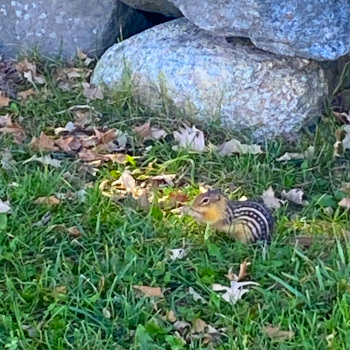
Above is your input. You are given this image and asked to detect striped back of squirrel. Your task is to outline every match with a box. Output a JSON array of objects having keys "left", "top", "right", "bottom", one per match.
[{"left": 222, "top": 200, "right": 274, "bottom": 243}]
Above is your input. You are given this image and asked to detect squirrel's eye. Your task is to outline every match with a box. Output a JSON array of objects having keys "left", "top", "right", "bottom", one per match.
[{"left": 201, "top": 197, "right": 210, "bottom": 205}]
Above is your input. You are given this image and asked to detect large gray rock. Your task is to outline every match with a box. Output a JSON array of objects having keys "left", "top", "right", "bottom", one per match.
[
  {"left": 92, "top": 19, "right": 329, "bottom": 140},
  {"left": 0, "top": 0, "right": 150, "bottom": 59},
  {"left": 120, "top": 0, "right": 182, "bottom": 17},
  {"left": 169, "top": 0, "right": 350, "bottom": 61}
]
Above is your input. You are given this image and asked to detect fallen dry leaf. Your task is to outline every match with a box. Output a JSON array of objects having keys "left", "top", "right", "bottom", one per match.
[
  {"left": 339, "top": 198, "right": 350, "bottom": 209},
  {"left": 333, "top": 111, "right": 350, "bottom": 124},
  {"left": 168, "top": 192, "right": 189, "bottom": 203},
  {"left": 1, "top": 148, "right": 16, "bottom": 169},
  {"left": 30, "top": 132, "right": 59, "bottom": 152},
  {"left": 67, "top": 226, "right": 83, "bottom": 238},
  {"left": 133, "top": 285, "right": 164, "bottom": 298},
  {"left": 0, "top": 199, "right": 11, "bottom": 213},
  {"left": 189, "top": 287, "right": 208, "bottom": 304},
  {"left": 170, "top": 248, "right": 187, "bottom": 261},
  {"left": 0, "top": 91, "right": 10, "bottom": 107},
  {"left": 226, "top": 260, "right": 251, "bottom": 282},
  {"left": 82, "top": 82, "right": 104, "bottom": 100},
  {"left": 334, "top": 140, "right": 343, "bottom": 157},
  {"left": 277, "top": 145, "right": 315, "bottom": 162},
  {"left": 74, "top": 110, "right": 92, "bottom": 127},
  {"left": 262, "top": 187, "right": 286, "bottom": 210},
  {"left": 18, "top": 88, "right": 36, "bottom": 100},
  {"left": 54, "top": 121, "right": 75, "bottom": 135},
  {"left": 213, "top": 138, "right": 262, "bottom": 156},
  {"left": 102, "top": 307, "right": 111, "bottom": 319},
  {"left": 23, "top": 155, "right": 62, "bottom": 168},
  {"left": 133, "top": 121, "right": 167, "bottom": 141},
  {"left": 16, "top": 58, "right": 36, "bottom": 74},
  {"left": 18, "top": 61, "right": 45, "bottom": 85},
  {"left": 263, "top": 325, "right": 295, "bottom": 341},
  {"left": 342, "top": 125, "right": 350, "bottom": 151},
  {"left": 53, "top": 286, "right": 67, "bottom": 294},
  {"left": 212, "top": 277, "right": 259, "bottom": 306},
  {"left": 174, "top": 320, "right": 191, "bottom": 333},
  {"left": 34, "top": 196, "right": 60, "bottom": 206},
  {"left": 77, "top": 48, "right": 88, "bottom": 60},
  {"left": 192, "top": 318, "right": 208, "bottom": 333},
  {"left": 55, "top": 136, "right": 75, "bottom": 152},
  {"left": 281, "top": 189, "right": 308, "bottom": 206},
  {"left": 173, "top": 125, "right": 206, "bottom": 152},
  {"left": 121, "top": 170, "right": 137, "bottom": 192},
  {"left": 56, "top": 67, "right": 89, "bottom": 80},
  {"left": 0, "top": 114, "right": 26, "bottom": 143},
  {"left": 162, "top": 310, "right": 177, "bottom": 323}
]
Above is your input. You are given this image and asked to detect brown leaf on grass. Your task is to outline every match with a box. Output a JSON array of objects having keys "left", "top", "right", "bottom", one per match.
[
  {"left": 162, "top": 310, "right": 177, "bottom": 323},
  {"left": 94, "top": 128, "right": 116, "bottom": 144},
  {"left": 16, "top": 59, "right": 45, "bottom": 85},
  {"left": 77, "top": 48, "right": 88, "bottom": 60},
  {"left": 192, "top": 318, "right": 208, "bottom": 333},
  {"left": 78, "top": 149, "right": 104, "bottom": 162},
  {"left": 54, "top": 224, "right": 83, "bottom": 238},
  {"left": 34, "top": 196, "right": 60, "bottom": 206},
  {"left": 30, "top": 132, "right": 59, "bottom": 152},
  {"left": 339, "top": 198, "right": 350, "bottom": 209},
  {"left": 106, "top": 153, "right": 127, "bottom": 164},
  {"left": 151, "top": 174, "right": 176, "bottom": 187},
  {"left": 56, "top": 67, "right": 89, "bottom": 80},
  {"left": 55, "top": 136, "right": 76, "bottom": 152},
  {"left": 74, "top": 110, "right": 92, "bottom": 127},
  {"left": 67, "top": 226, "right": 83, "bottom": 238},
  {"left": 53, "top": 286, "right": 67, "bottom": 294},
  {"left": 0, "top": 92, "right": 10, "bottom": 107},
  {"left": 18, "top": 89, "right": 36, "bottom": 100},
  {"left": 262, "top": 187, "right": 286, "bottom": 210},
  {"left": 213, "top": 138, "right": 262, "bottom": 156},
  {"left": 0, "top": 114, "right": 26, "bottom": 143},
  {"left": 16, "top": 58, "right": 36, "bottom": 74},
  {"left": 263, "top": 325, "right": 294, "bottom": 341},
  {"left": 121, "top": 170, "right": 137, "bottom": 192},
  {"left": 225, "top": 260, "right": 250, "bottom": 281},
  {"left": 133, "top": 285, "right": 164, "bottom": 298},
  {"left": 78, "top": 149, "right": 125, "bottom": 164},
  {"left": 133, "top": 121, "right": 167, "bottom": 141},
  {"left": 169, "top": 192, "right": 189, "bottom": 203},
  {"left": 82, "top": 82, "right": 104, "bottom": 100}
]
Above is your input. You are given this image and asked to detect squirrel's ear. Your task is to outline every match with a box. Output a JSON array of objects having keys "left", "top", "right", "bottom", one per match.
[{"left": 213, "top": 194, "right": 221, "bottom": 202}]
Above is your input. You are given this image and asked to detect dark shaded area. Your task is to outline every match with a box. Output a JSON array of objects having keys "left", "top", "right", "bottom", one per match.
[{"left": 136, "top": 8, "right": 177, "bottom": 26}]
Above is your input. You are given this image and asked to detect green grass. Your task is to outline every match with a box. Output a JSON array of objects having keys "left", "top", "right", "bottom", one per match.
[{"left": 1, "top": 56, "right": 350, "bottom": 349}]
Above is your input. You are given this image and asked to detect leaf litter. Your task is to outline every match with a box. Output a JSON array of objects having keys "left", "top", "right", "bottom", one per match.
[
  {"left": 0, "top": 114, "right": 26, "bottom": 144},
  {"left": 277, "top": 145, "right": 315, "bottom": 161},
  {"left": 0, "top": 199, "right": 11, "bottom": 213},
  {"left": 212, "top": 260, "right": 258, "bottom": 306},
  {"left": 133, "top": 285, "right": 164, "bottom": 298}
]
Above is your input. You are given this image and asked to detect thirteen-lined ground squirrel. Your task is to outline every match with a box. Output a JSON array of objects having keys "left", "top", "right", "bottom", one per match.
[{"left": 187, "top": 189, "right": 274, "bottom": 244}]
